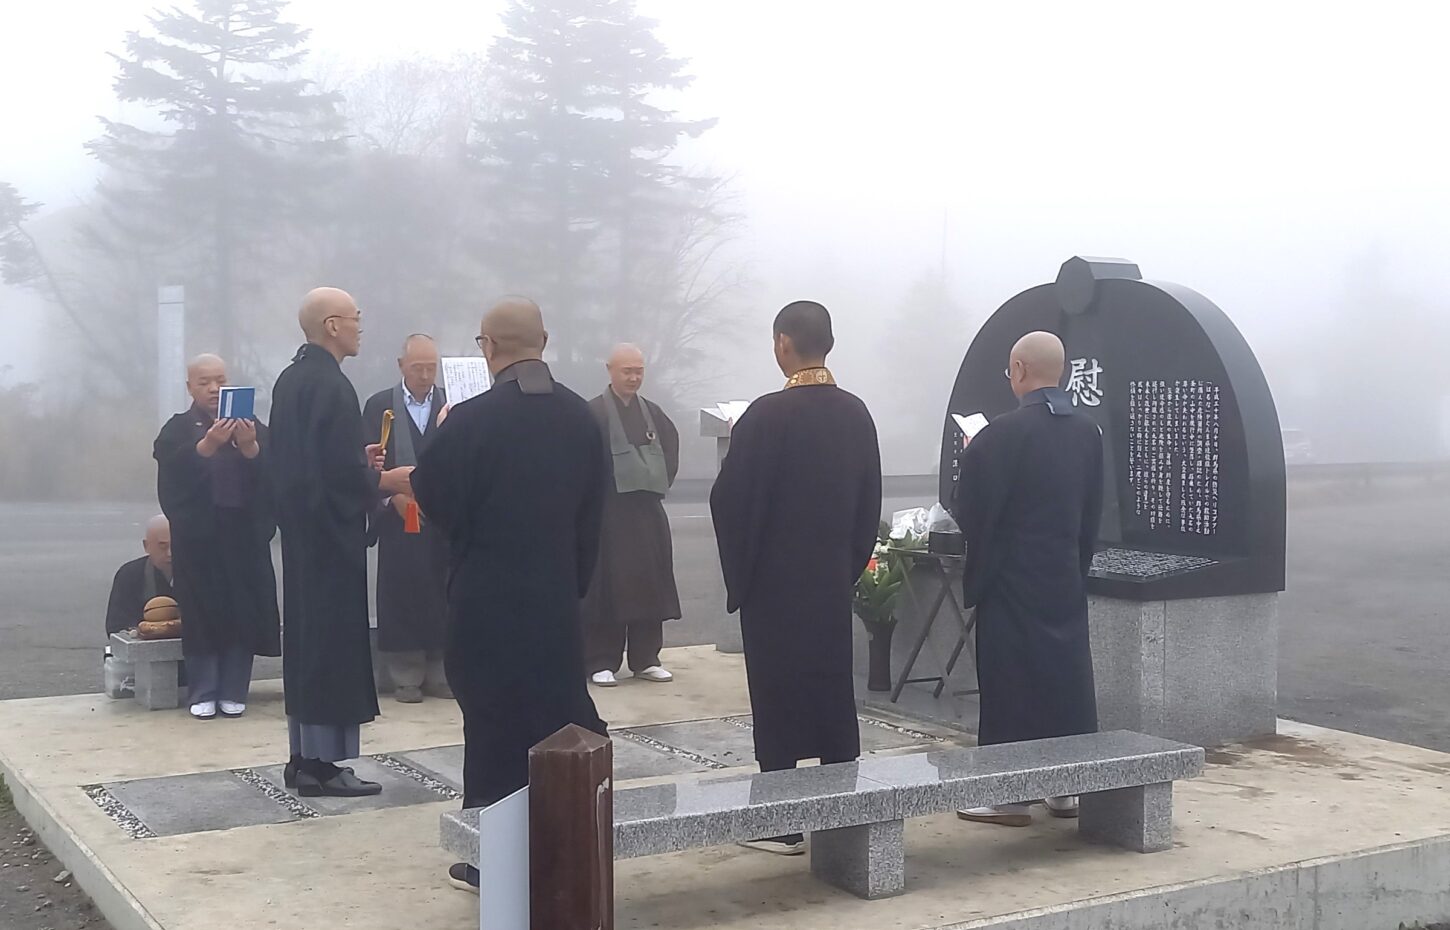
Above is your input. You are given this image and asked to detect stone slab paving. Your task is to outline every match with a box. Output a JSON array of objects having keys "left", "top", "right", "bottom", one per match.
[
  {"left": 101, "top": 771, "right": 302, "bottom": 837},
  {"left": 252, "top": 757, "right": 445, "bottom": 816},
  {"left": 84, "top": 710, "right": 947, "bottom": 840}
]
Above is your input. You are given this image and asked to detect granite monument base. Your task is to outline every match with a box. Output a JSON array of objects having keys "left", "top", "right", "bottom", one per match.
[{"left": 1089, "top": 593, "right": 1277, "bottom": 747}]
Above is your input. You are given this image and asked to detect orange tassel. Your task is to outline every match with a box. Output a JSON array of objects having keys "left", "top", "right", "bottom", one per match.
[{"left": 404, "top": 500, "right": 421, "bottom": 533}]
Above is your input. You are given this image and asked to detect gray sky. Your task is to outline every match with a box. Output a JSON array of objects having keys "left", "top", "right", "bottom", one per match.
[{"left": 4, "top": 0, "right": 1449, "bottom": 445}]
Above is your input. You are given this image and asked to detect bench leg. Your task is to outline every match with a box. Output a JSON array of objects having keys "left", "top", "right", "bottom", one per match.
[
  {"left": 133, "top": 661, "right": 181, "bottom": 711},
  {"left": 1079, "top": 782, "right": 1173, "bottom": 852},
  {"left": 809, "top": 819, "right": 905, "bottom": 899}
]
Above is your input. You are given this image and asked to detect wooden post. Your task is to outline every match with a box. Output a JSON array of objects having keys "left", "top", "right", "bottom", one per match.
[{"left": 528, "top": 725, "right": 613, "bottom": 930}]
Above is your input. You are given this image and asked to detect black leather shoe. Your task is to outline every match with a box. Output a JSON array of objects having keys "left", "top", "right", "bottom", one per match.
[
  {"left": 297, "top": 768, "right": 382, "bottom": 798},
  {"left": 286, "top": 761, "right": 357, "bottom": 790}
]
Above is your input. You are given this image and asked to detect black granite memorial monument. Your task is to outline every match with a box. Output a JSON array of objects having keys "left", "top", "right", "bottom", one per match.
[{"left": 940, "top": 256, "right": 1286, "bottom": 601}]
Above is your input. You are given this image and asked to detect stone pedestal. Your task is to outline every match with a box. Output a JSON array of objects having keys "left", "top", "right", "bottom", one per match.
[
  {"left": 1089, "top": 593, "right": 1278, "bottom": 747},
  {"left": 698, "top": 534, "right": 743, "bottom": 654}
]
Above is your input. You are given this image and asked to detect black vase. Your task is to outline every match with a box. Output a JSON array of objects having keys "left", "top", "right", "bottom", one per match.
[{"left": 866, "top": 622, "right": 896, "bottom": 692}]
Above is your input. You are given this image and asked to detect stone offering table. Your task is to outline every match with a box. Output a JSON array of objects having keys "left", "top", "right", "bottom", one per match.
[{"left": 108, "top": 632, "right": 183, "bottom": 710}]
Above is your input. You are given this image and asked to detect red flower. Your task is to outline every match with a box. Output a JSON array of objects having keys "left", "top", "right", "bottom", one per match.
[{"left": 866, "top": 558, "right": 879, "bottom": 573}]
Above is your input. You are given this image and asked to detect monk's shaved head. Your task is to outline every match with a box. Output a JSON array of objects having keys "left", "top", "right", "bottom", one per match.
[
  {"left": 299, "top": 287, "right": 355, "bottom": 339},
  {"left": 186, "top": 353, "right": 226, "bottom": 380},
  {"left": 773, "top": 300, "right": 834, "bottom": 360},
  {"left": 479, "top": 296, "right": 547, "bottom": 374},
  {"left": 185, "top": 353, "right": 227, "bottom": 414},
  {"left": 607, "top": 343, "right": 645, "bottom": 369},
  {"left": 607, "top": 343, "right": 646, "bottom": 398},
  {"left": 298, "top": 287, "right": 363, "bottom": 360},
  {"left": 142, "top": 514, "right": 171, "bottom": 575},
  {"left": 1008, "top": 331, "right": 1066, "bottom": 396}
]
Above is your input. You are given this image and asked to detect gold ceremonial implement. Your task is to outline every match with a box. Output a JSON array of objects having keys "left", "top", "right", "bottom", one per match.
[{"left": 380, "top": 409, "right": 394, "bottom": 450}]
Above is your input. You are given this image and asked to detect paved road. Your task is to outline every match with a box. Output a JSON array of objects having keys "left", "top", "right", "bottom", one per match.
[{"left": 2, "top": 487, "right": 1447, "bottom": 752}]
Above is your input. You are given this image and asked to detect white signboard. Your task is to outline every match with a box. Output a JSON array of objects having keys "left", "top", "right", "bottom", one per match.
[
  {"left": 478, "top": 786, "right": 529, "bottom": 929},
  {"left": 441, "top": 356, "right": 492, "bottom": 405},
  {"left": 156, "top": 286, "right": 186, "bottom": 426}
]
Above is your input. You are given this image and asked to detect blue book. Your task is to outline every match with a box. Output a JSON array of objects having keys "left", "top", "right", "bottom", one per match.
[{"left": 217, "top": 386, "right": 255, "bottom": 420}]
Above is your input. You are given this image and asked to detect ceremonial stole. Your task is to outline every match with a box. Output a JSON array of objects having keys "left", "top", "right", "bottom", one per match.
[{"left": 785, "top": 367, "right": 836, "bottom": 389}]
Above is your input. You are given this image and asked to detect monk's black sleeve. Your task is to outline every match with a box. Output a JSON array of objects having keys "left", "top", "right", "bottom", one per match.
[
  {"left": 850, "top": 409, "right": 883, "bottom": 581},
  {"left": 1079, "top": 426, "right": 1105, "bottom": 578},
  {"left": 576, "top": 416, "right": 609, "bottom": 597}
]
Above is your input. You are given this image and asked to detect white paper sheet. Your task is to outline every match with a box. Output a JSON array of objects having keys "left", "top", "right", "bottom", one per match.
[
  {"left": 952, "top": 412, "right": 989, "bottom": 439},
  {"left": 441, "top": 357, "right": 493, "bottom": 404},
  {"left": 716, "top": 400, "right": 751, "bottom": 425}
]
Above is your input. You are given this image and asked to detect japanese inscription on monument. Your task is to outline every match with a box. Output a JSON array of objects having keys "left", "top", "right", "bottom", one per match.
[
  {"left": 1066, "top": 357, "right": 1104, "bottom": 407},
  {"left": 1128, "top": 379, "right": 1221, "bottom": 535}
]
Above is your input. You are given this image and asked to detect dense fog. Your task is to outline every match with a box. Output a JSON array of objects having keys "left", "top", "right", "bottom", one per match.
[{"left": 3, "top": 0, "right": 1448, "bottom": 498}]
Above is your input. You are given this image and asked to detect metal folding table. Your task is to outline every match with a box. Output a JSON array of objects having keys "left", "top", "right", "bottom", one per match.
[{"left": 887, "top": 548, "right": 978, "bottom": 703}]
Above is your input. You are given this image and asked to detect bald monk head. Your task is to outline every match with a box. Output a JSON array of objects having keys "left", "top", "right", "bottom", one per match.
[
  {"left": 142, "top": 514, "right": 172, "bottom": 579},
  {"left": 606, "top": 343, "right": 646, "bottom": 401},
  {"left": 185, "top": 353, "right": 227, "bottom": 416},
  {"left": 1007, "top": 331, "right": 1066, "bottom": 399},
  {"left": 477, "top": 296, "right": 548, "bottom": 377},
  {"left": 298, "top": 287, "right": 363, "bottom": 361},
  {"left": 398, "top": 333, "right": 439, "bottom": 401}
]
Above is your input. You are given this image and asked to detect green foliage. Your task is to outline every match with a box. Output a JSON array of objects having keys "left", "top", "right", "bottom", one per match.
[{"left": 853, "top": 522, "right": 910, "bottom": 628}]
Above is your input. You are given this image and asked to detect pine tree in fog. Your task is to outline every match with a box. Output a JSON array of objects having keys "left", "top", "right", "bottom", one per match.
[
  {"left": 472, "top": 0, "right": 743, "bottom": 396},
  {"left": 86, "top": 0, "right": 344, "bottom": 370}
]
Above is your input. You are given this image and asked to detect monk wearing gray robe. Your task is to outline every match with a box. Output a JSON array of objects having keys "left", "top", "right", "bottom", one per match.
[{"left": 581, "top": 344, "right": 682, "bottom": 686}]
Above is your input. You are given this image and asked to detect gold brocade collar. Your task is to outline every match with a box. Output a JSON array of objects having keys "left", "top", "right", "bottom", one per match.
[{"left": 785, "top": 367, "right": 836, "bottom": 389}]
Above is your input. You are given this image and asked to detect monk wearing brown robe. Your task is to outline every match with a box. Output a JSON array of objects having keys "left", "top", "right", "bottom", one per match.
[{"left": 581, "top": 343, "right": 682, "bottom": 687}]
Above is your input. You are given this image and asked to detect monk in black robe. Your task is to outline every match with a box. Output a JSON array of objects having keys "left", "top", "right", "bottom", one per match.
[
  {"left": 411, "top": 296, "right": 608, "bottom": 893},
  {"left": 581, "top": 343, "right": 682, "bottom": 687},
  {"left": 103, "top": 515, "right": 174, "bottom": 697},
  {"left": 104, "top": 515, "right": 173, "bottom": 637},
  {"left": 363, "top": 334, "right": 451, "bottom": 703},
  {"left": 952, "top": 331, "right": 1103, "bottom": 827},
  {"left": 155, "top": 354, "right": 280, "bottom": 720},
  {"left": 711, "top": 300, "right": 882, "bottom": 856},
  {"left": 269, "top": 287, "right": 414, "bottom": 798}
]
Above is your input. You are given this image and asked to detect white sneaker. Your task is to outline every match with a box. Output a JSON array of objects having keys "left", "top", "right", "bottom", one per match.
[
  {"left": 219, "top": 701, "right": 246, "bottom": 717},
  {"left": 591, "top": 670, "right": 618, "bottom": 687},
  {"left": 957, "top": 803, "right": 1032, "bottom": 827},
  {"left": 189, "top": 701, "right": 218, "bottom": 720},
  {"left": 1044, "top": 795, "right": 1079, "bottom": 818},
  {"left": 637, "top": 666, "right": 673, "bottom": 683},
  {"left": 737, "top": 838, "right": 805, "bottom": 856}
]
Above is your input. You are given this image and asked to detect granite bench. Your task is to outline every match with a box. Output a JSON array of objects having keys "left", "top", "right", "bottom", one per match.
[
  {"left": 108, "top": 632, "right": 184, "bottom": 710},
  {"left": 441, "top": 729, "right": 1203, "bottom": 901}
]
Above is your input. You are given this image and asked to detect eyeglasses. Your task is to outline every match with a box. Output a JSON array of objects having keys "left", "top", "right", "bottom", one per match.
[
  {"left": 1003, "top": 366, "right": 1012, "bottom": 380},
  {"left": 324, "top": 312, "right": 362, "bottom": 326},
  {"left": 474, "top": 335, "right": 489, "bottom": 351}
]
